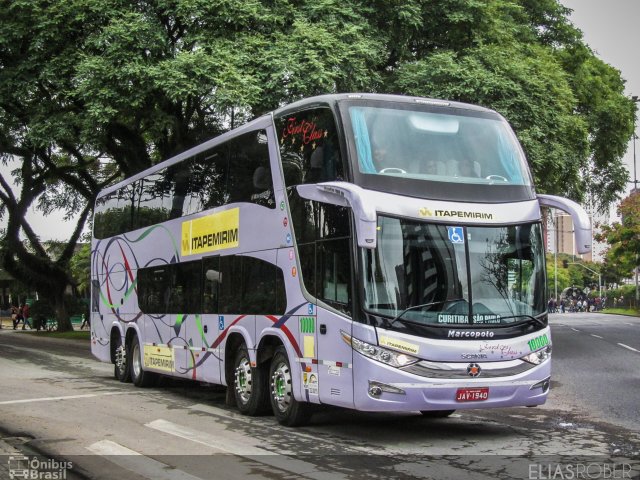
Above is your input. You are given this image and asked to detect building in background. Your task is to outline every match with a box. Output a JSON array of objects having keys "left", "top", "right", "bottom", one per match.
[{"left": 545, "top": 204, "right": 609, "bottom": 263}]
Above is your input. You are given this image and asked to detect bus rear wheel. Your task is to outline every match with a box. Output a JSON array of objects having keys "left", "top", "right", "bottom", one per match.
[
  {"left": 233, "top": 345, "right": 269, "bottom": 415},
  {"left": 113, "top": 334, "right": 131, "bottom": 383},
  {"left": 269, "top": 346, "right": 311, "bottom": 427},
  {"left": 129, "top": 335, "right": 158, "bottom": 388}
]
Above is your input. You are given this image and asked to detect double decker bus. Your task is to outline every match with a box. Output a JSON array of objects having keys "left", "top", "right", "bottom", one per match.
[{"left": 90, "top": 93, "right": 591, "bottom": 426}]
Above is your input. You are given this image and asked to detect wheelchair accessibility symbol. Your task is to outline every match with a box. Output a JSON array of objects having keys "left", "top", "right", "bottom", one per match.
[{"left": 447, "top": 227, "right": 465, "bottom": 244}]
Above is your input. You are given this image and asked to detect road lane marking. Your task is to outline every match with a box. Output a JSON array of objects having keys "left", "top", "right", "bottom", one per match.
[
  {"left": 145, "top": 419, "right": 275, "bottom": 456},
  {"left": 189, "top": 403, "right": 373, "bottom": 454},
  {"left": 571, "top": 328, "right": 580, "bottom": 332},
  {"left": 146, "top": 418, "right": 349, "bottom": 479},
  {"left": 87, "top": 440, "right": 203, "bottom": 480},
  {"left": 590, "top": 334, "right": 603, "bottom": 339},
  {"left": 617, "top": 343, "right": 639, "bottom": 353},
  {"left": 0, "top": 391, "right": 131, "bottom": 405}
]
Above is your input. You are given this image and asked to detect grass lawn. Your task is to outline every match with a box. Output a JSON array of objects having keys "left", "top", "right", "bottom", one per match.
[
  {"left": 25, "top": 330, "right": 90, "bottom": 340},
  {"left": 604, "top": 307, "right": 640, "bottom": 317}
]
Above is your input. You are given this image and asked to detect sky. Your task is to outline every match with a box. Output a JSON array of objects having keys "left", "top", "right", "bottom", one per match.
[
  {"left": 3, "top": 1, "right": 640, "bottom": 241},
  {"left": 561, "top": 0, "right": 640, "bottom": 199}
]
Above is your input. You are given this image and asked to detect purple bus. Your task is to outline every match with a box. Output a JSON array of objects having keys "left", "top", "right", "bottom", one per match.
[{"left": 90, "top": 94, "right": 591, "bottom": 426}]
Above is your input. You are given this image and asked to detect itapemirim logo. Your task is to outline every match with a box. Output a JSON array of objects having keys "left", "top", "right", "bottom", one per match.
[{"left": 8, "top": 455, "right": 73, "bottom": 480}]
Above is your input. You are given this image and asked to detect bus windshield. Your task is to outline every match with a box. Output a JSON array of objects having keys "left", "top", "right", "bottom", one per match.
[
  {"left": 362, "top": 217, "right": 546, "bottom": 326},
  {"left": 347, "top": 104, "right": 531, "bottom": 186}
]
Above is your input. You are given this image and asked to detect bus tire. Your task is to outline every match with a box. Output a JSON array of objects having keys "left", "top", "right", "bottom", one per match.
[
  {"left": 113, "top": 334, "right": 131, "bottom": 383},
  {"left": 129, "top": 335, "right": 158, "bottom": 388},
  {"left": 420, "top": 410, "right": 455, "bottom": 418},
  {"left": 269, "top": 346, "right": 312, "bottom": 427},
  {"left": 233, "top": 345, "right": 269, "bottom": 415}
]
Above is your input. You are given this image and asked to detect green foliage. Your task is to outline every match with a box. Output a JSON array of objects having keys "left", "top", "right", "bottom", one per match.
[
  {"left": 69, "top": 244, "right": 91, "bottom": 296},
  {"left": 597, "top": 192, "right": 640, "bottom": 279},
  {"left": 0, "top": 0, "right": 635, "bottom": 323},
  {"left": 603, "top": 285, "right": 638, "bottom": 308},
  {"left": 546, "top": 252, "right": 602, "bottom": 298}
]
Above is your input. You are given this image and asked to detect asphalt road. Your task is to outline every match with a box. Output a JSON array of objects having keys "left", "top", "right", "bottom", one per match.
[
  {"left": 0, "top": 313, "right": 638, "bottom": 480},
  {"left": 546, "top": 312, "right": 640, "bottom": 431}
]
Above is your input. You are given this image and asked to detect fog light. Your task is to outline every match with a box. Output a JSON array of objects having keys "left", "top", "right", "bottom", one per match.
[
  {"left": 369, "top": 385, "right": 383, "bottom": 397},
  {"left": 368, "top": 380, "right": 406, "bottom": 398},
  {"left": 530, "top": 376, "right": 551, "bottom": 393}
]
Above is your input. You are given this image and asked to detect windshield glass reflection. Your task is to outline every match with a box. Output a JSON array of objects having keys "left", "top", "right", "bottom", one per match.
[
  {"left": 362, "top": 217, "right": 545, "bottom": 325},
  {"left": 349, "top": 105, "right": 531, "bottom": 186}
]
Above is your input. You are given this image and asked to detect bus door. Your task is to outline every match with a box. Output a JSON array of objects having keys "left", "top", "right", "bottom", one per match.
[
  {"left": 199, "top": 255, "right": 224, "bottom": 384},
  {"left": 315, "top": 236, "right": 355, "bottom": 408}
]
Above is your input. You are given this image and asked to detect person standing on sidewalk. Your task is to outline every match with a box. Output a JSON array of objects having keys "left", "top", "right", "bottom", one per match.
[
  {"left": 12, "top": 304, "right": 22, "bottom": 329},
  {"left": 21, "top": 303, "right": 31, "bottom": 329}
]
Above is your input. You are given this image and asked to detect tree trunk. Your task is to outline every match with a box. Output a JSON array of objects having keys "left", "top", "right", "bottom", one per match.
[{"left": 54, "top": 293, "right": 72, "bottom": 333}]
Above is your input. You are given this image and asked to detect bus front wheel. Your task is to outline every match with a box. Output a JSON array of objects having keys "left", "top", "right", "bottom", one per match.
[
  {"left": 233, "top": 345, "right": 269, "bottom": 415},
  {"left": 269, "top": 346, "right": 312, "bottom": 427}
]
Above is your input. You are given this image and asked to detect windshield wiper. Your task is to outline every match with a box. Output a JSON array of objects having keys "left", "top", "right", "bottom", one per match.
[
  {"left": 389, "top": 298, "right": 466, "bottom": 326},
  {"left": 498, "top": 314, "right": 546, "bottom": 327}
]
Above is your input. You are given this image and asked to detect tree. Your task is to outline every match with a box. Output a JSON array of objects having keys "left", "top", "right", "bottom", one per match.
[
  {"left": 0, "top": 0, "right": 635, "bottom": 330},
  {"left": 597, "top": 191, "right": 640, "bottom": 285}
]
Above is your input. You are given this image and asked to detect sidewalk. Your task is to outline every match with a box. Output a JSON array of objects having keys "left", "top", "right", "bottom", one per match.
[
  {"left": 0, "top": 317, "right": 88, "bottom": 331},
  {"left": 0, "top": 317, "right": 35, "bottom": 330}
]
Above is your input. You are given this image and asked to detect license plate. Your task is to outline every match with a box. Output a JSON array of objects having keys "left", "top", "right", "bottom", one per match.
[{"left": 455, "top": 387, "right": 489, "bottom": 402}]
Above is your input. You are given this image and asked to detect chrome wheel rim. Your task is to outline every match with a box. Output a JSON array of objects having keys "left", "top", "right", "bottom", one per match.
[
  {"left": 131, "top": 342, "right": 141, "bottom": 380},
  {"left": 115, "top": 344, "right": 126, "bottom": 376},
  {"left": 271, "top": 361, "right": 292, "bottom": 413},
  {"left": 234, "top": 356, "right": 252, "bottom": 404}
]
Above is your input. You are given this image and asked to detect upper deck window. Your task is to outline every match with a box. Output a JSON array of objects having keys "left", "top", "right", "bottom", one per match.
[
  {"left": 349, "top": 105, "right": 530, "bottom": 185},
  {"left": 343, "top": 101, "right": 535, "bottom": 202},
  {"left": 275, "top": 107, "right": 344, "bottom": 187}
]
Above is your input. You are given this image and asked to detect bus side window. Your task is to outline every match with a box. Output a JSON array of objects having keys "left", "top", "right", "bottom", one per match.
[
  {"left": 242, "top": 257, "right": 283, "bottom": 314},
  {"left": 168, "top": 165, "right": 191, "bottom": 219},
  {"left": 275, "top": 107, "right": 344, "bottom": 188},
  {"left": 298, "top": 243, "right": 316, "bottom": 299},
  {"left": 227, "top": 130, "right": 274, "bottom": 207},
  {"left": 203, "top": 257, "right": 220, "bottom": 314},
  {"left": 218, "top": 256, "right": 243, "bottom": 313},
  {"left": 135, "top": 170, "right": 170, "bottom": 229},
  {"left": 185, "top": 146, "right": 230, "bottom": 215},
  {"left": 118, "top": 183, "right": 137, "bottom": 234},
  {"left": 93, "top": 194, "right": 114, "bottom": 239},
  {"left": 138, "top": 266, "right": 171, "bottom": 314},
  {"left": 292, "top": 202, "right": 352, "bottom": 315},
  {"left": 172, "top": 262, "right": 202, "bottom": 313},
  {"left": 138, "top": 262, "right": 201, "bottom": 314},
  {"left": 317, "top": 238, "right": 352, "bottom": 315}
]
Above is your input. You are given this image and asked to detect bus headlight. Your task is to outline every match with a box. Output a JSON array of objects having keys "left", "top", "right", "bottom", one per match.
[
  {"left": 341, "top": 331, "right": 419, "bottom": 368},
  {"left": 521, "top": 345, "right": 552, "bottom": 365}
]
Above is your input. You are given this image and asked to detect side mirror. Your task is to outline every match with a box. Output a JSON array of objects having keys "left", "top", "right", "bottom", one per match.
[
  {"left": 538, "top": 194, "right": 591, "bottom": 254},
  {"left": 296, "top": 182, "right": 377, "bottom": 249}
]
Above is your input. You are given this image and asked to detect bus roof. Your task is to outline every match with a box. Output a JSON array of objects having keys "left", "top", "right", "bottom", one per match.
[
  {"left": 96, "top": 93, "right": 497, "bottom": 199},
  {"left": 272, "top": 93, "right": 495, "bottom": 117}
]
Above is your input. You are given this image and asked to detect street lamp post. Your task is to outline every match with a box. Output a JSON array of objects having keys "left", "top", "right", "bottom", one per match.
[
  {"left": 632, "top": 96, "right": 639, "bottom": 304},
  {"left": 632, "top": 96, "right": 639, "bottom": 193}
]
